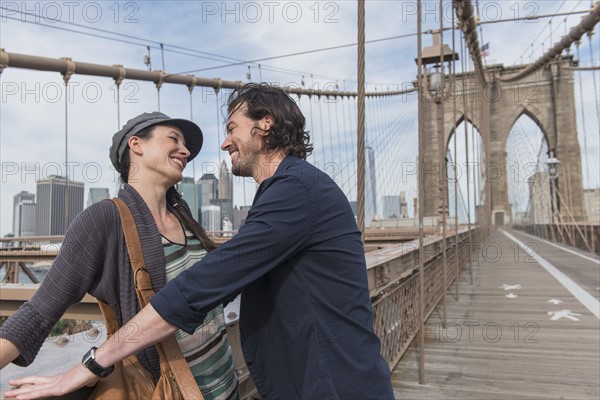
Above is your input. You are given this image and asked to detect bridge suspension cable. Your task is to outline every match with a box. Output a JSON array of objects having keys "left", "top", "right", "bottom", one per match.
[
  {"left": 2, "top": 6, "right": 395, "bottom": 86},
  {"left": 453, "top": 0, "right": 487, "bottom": 85},
  {"left": 416, "top": 0, "right": 426, "bottom": 384},
  {"left": 497, "top": 1, "right": 600, "bottom": 83},
  {"left": 480, "top": 9, "right": 591, "bottom": 26},
  {"left": 585, "top": 30, "right": 600, "bottom": 132},
  {"left": 439, "top": 0, "right": 449, "bottom": 328},
  {"left": 0, "top": 49, "right": 415, "bottom": 99},
  {"left": 576, "top": 44, "right": 592, "bottom": 190},
  {"left": 451, "top": 6, "right": 460, "bottom": 300},
  {"left": 513, "top": 0, "right": 582, "bottom": 66}
]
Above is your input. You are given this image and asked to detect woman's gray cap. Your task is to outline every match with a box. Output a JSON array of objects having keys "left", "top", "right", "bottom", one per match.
[{"left": 109, "top": 111, "right": 203, "bottom": 172}]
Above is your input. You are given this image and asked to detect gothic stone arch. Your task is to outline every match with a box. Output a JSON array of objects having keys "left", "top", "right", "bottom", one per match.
[{"left": 421, "top": 56, "right": 585, "bottom": 224}]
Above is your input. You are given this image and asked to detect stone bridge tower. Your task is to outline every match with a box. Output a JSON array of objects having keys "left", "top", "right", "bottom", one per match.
[{"left": 421, "top": 55, "right": 586, "bottom": 225}]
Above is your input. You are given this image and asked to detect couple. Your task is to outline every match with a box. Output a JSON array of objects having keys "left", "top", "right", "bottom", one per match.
[{"left": 0, "top": 83, "right": 394, "bottom": 399}]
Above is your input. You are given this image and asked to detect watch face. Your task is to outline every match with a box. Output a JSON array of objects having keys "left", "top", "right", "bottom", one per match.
[{"left": 82, "top": 349, "right": 94, "bottom": 366}]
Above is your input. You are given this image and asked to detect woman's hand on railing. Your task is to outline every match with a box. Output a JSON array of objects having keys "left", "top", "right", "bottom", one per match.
[{"left": 3, "top": 363, "right": 98, "bottom": 399}]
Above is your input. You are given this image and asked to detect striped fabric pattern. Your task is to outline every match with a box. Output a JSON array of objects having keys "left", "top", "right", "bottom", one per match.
[{"left": 163, "top": 228, "right": 238, "bottom": 400}]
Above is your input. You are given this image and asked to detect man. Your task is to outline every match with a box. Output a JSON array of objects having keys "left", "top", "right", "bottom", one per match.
[{"left": 7, "top": 83, "right": 394, "bottom": 399}]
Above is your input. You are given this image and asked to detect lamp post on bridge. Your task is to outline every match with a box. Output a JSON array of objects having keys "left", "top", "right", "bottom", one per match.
[
  {"left": 415, "top": 32, "right": 458, "bottom": 222},
  {"left": 546, "top": 153, "right": 560, "bottom": 223}
]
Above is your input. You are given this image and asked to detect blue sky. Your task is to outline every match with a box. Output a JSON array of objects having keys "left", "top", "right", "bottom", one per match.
[{"left": 0, "top": 0, "right": 598, "bottom": 234}]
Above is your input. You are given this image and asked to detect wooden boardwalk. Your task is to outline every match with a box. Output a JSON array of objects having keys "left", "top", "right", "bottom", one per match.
[{"left": 392, "top": 228, "right": 600, "bottom": 399}]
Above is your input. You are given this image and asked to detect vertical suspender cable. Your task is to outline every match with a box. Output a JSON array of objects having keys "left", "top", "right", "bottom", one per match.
[
  {"left": 156, "top": 71, "right": 165, "bottom": 112},
  {"left": 465, "top": 70, "right": 473, "bottom": 286},
  {"left": 317, "top": 96, "right": 326, "bottom": 168},
  {"left": 307, "top": 94, "right": 316, "bottom": 166},
  {"left": 380, "top": 95, "right": 393, "bottom": 211},
  {"left": 340, "top": 81, "right": 351, "bottom": 196},
  {"left": 114, "top": 66, "right": 125, "bottom": 130},
  {"left": 587, "top": 32, "right": 600, "bottom": 137},
  {"left": 576, "top": 44, "right": 591, "bottom": 189},
  {"left": 157, "top": 87, "right": 161, "bottom": 112},
  {"left": 476, "top": 101, "right": 484, "bottom": 241},
  {"left": 471, "top": 119, "right": 480, "bottom": 268},
  {"left": 357, "top": 0, "right": 366, "bottom": 237},
  {"left": 438, "top": 0, "right": 448, "bottom": 329},
  {"left": 189, "top": 85, "right": 198, "bottom": 220},
  {"left": 61, "top": 59, "right": 73, "bottom": 234},
  {"left": 215, "top": 89, "right": 223, "bottom": 168},
  {"left": 347, "top": 95, "right": 358, "bottom": 201},
  {"left": 452, "top": 4, "right": 460, "bottom": 301},
  {"left": 471, "top": 105, "right": 478, "bottom": 258},
  {"left": 64, "top": 80, "right": 69, "bottom": 233},
  {"left": 326, "top": 96, "right": 336, "bottom": 180},
  {"left": 115, "top": 84, "right": 121, "bottom": 129},
  {"left": 366, "top": 94, "right": 376, "bottom": 221},
  {"left": 214, "top": 88, "right": 224, "bottom": 227},
  {"left": 351, "top": 95, "right": 359, "bottom": 204},
  {"left": 340, "top": 94, "right": 350, "bottom": 195},
  {"left": 333, "top": 94, "right": 345, "bottom": 192},
  {"left": 416, "top": 0, "right": 426, "bottom": 385},
  {"left": 460, "top": 30, "right": 474, "bottom": 285}
]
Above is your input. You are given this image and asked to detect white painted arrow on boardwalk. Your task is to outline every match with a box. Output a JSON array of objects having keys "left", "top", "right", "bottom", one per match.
[
  {"left": 548, "top": 299, "right": 563, "bottom": 305},
  {"left": 547, "top": 310, "right": 582, "bottom": 321},
  {"left": 501, "top": 229, "right": 600, "bottom": 320},
  {"left": 499, "top": 284, "right": 522, "bottom": 290}
]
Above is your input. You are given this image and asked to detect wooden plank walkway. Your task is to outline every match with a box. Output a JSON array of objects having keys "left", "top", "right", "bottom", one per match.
[{"left": 391, "top": 228, "right": 600, "bottom": 399}]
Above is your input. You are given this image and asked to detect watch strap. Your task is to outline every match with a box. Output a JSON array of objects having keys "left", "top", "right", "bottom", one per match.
[{"left": 82, "top": 347, "right": 114, "bottom": 378}]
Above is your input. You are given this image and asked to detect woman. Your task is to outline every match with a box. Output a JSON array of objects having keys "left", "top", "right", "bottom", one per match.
[{"left": 0, "top": 112, "right": 239, "bottom": 400}]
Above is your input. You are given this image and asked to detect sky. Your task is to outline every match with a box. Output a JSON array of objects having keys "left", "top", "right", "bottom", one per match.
[{"left": 0, "top": 0, "right": 598, "bottom": 235}]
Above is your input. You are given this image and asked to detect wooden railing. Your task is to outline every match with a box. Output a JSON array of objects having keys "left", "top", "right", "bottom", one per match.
[
  {"left": 367, "top": 227, "right": 476, "bottom": 370},
  {"left": 1, "top": 226, "right": 479, "bottom": 394}
]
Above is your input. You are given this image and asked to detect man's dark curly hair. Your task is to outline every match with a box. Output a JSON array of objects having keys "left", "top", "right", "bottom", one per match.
[{"left": 227, "top": 83, "right": 313, "bottom": 160}]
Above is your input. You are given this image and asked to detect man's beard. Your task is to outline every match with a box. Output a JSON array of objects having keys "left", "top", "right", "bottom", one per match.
[{"left": 231, "top": 152, "right": 258, "bottom": 177}]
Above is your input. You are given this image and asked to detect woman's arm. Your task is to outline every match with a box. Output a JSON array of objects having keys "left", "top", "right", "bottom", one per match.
[
  {"left": 4, "top": 304, "right": 175, "bottom": 399},
  {"left": 0, "top": 202, "right": 118, "bottom": 368},
  {"left": 0, "top": 338, "right": 20, "bottom": 369}
]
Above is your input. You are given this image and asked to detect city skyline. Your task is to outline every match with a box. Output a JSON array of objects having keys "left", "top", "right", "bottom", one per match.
[
  {"left": 5, "top": 164, "right": 240, "bottom": 236},
  {"left": 35, "top": 175, "right": 84, "bottom": 236},
  {"left": 1, "top": 1, "right": 597, "bottom": 235}
]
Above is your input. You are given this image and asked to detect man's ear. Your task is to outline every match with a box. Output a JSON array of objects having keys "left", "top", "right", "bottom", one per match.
[
  {"left": 128, "top": 136, "right": 143, "bottom": 156},
  {"left": 260, "top": 114, "right": 274, "bottom": 135}
]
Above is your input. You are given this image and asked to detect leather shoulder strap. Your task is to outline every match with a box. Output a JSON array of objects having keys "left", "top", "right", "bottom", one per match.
[{"left": 110, "top": 198, "right": 204, "bottom": 400}]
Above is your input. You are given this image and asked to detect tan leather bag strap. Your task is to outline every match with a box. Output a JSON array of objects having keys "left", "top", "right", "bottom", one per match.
[
  {"left": 96, "top": 300, "right": 120, "bottom": 336},
  {"left": 111, "top": 198, "right": 204, "bottom": 400}
]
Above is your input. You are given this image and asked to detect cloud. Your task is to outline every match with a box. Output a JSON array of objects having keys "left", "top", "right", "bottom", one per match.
[{"left": 1, "top": 0, "right": 598, "bottom": 235}]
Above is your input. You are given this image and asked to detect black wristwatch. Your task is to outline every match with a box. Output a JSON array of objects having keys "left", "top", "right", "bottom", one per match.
[{"left": 82, "top": 347, "right": 115, "bottom": 378}]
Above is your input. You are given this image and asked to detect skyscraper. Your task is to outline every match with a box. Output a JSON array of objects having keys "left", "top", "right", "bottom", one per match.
[
  {"left": 177, "top": 177, "right": 199, "bottom": 220},
  {"left": 13, "top": 191, "right": 36, "bottom": 237},
  {"left": 35, "top": 175, "right": 84, "bottom": 236},
  {"left": 365, "top": 145, "right": 378, "bottom": 226},
  {"left": 218, "top": 161, "right": 234, "bottom": 230},
  {"left": 382, "top": 195, "right": 400, "bottom": 219},
  {"left": 198, "top": 173, "right": 219, "bottom": 227},
  {"left": 201, "top": 205, "right": 221, "bottom": 232},
  {"left": 198, "top": 173, "right": 218, "bottom": 206},
  {"left": 87, "top": 188, "right": 109, "bottom": 207},
  {"left": 233, "top": 205, "right": 251, "bottom": 231},
  {"left": 399, "top": 192, "right": 409, "bottom": 218}
]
